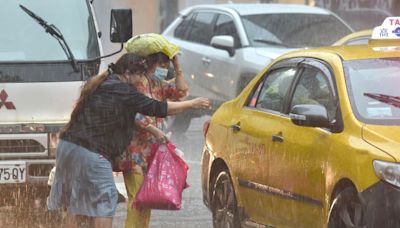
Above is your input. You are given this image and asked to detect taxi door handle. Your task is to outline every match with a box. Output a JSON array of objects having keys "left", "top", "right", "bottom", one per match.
[
  {"left": 230, "top": 124, "right": 241, "bottom": 132},
  {"left": 272, "top": 134, "right": 284, "bottom": 142}
]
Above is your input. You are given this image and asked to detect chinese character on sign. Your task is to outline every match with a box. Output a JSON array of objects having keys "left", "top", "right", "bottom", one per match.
[{"left": 380, "top": 28, "right": 389, "bottom": 37}]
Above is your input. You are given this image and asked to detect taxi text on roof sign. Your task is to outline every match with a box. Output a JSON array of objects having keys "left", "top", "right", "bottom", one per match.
[{"left": 372, "top": 17, "right": 400, "bottom": 39}]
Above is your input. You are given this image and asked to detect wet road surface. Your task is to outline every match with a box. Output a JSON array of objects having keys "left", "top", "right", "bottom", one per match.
[
  {"left": 113, "top": 116, "right": 213, "bottom": 228},
  {"left": 0, "top": 116, "right": 213, "bottom": 228}
]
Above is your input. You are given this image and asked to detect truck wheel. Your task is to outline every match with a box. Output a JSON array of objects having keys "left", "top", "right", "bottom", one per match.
[
  {"left": 328, "top": 187, "right": 365, "bottom": 228},
  {"left": 211, "top": 170, "right": 241, "bottom": 228}
]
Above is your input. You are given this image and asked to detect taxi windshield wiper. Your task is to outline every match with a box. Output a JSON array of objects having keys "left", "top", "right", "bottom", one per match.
[
  {"left": 19, "top": 4, "right": 79, "bottom": 72},
  {"left": 253, "top": 39, "right": 287, "bottom": 47},
  {"left": 364, "top": 92, "right": 400, "bottom": 108}
]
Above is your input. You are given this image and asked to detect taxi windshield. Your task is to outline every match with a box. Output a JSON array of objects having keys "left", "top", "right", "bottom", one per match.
[
  {"left": 0, "top": 0, "right": 100, "bottom": 61},
  {"left": 344, "top": 57, "right": 400, "bottom": 125}
]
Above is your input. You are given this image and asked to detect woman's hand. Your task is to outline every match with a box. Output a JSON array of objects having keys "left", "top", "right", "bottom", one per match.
[
  {"left": 153, "top": 128, "right": 168, "bottom": 143},
  {"left": 145, "top": 124, "right": 168, "bottom": 143},
  {"left": 167, "top": 97, "right": 211, "bottom": 115},
  {"left": 171, "top": 55, "right": 189, "bottom": 92},
  {"left": 172, "top": 55, "right": 180, "bottom": 71},
  {"left": 190, "top": 97, "right": 211, "bottom": 109}
]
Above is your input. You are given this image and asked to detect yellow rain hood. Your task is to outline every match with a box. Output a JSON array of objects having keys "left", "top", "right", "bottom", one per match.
[{"left": 125, "top": 33, "right": 179, "bottom": 59}]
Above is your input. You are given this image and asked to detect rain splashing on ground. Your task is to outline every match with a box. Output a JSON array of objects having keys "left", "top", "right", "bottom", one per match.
[{"left": 1, "top": 116, "right": 212, "bottom": 228}]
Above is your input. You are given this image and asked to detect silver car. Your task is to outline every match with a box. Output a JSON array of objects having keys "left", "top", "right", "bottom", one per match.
[{"left": 163, "top": 3, "right": 352, "bottom": 131}]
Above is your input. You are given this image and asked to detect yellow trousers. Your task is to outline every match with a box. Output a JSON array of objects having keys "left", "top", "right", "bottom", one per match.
[{"left": 123, "top": 172, "right": 151, "bottom": 228}]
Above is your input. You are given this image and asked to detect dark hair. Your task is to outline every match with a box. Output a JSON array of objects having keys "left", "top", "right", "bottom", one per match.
[
  {"left": 145, "top": 52, "right": 170, "bottom": 67},
  {"left": 60, "top": 53, "right": 146, "bottom": 135},
  {"left": 109, "top": 53, "right": 147, "bottom": 75}
]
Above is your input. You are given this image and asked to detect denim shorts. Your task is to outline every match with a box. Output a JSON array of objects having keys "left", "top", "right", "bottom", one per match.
[{"left": 47, "top": 140, "right": 118, "bottom": 217}]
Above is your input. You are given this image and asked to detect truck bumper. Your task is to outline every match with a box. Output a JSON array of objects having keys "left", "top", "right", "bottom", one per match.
[
  {"left": 0, "top": 159, "right": 55, "bottom": 187},
  {"left": 25, "top": 159, "right": 55, "bottom": 185}
]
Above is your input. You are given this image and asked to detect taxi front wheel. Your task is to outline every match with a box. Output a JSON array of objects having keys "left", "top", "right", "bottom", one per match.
[
  {"left": 328, "top": 187, "right": 366, "bottom": 228},
  {"left": 211, "top": 170, "right": 241, "bottom": 228}
]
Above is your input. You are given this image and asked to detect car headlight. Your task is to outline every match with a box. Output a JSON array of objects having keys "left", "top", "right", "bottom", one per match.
[{"left": 373, "top": 160, "right": 400, "bottom": 188}]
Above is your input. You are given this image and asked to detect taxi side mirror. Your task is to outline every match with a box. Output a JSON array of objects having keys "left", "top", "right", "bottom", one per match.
[{"left": 289, "top": 104, "right": 330, "bottom": 128}]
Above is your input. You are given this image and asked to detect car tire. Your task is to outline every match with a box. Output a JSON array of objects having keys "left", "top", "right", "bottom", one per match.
[
  {"left": 328, "top": 187, "right": 366, "bottom": 228},
  {"left": 211, "top": 170, "right": 241, "bottom": 228}
]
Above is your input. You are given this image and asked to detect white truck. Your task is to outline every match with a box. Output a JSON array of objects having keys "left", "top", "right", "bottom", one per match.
[{"left": 0, "top": 0, "right": 131, "bottom": 211}]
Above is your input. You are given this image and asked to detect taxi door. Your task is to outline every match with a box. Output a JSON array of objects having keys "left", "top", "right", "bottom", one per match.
[
  {"left": 228, "top": 65, "right": 298, "bottom": 226},
  {"left": 267, "top": 61, "right": 338, "bottom": 227}
]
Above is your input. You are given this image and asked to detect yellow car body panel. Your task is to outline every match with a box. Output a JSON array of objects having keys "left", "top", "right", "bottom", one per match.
[
  {"left": 333, "top": 29, "right": 372, "bottom": 46},
  {"left": 203, "top": 42, "right": 400, "bottom": 227}
]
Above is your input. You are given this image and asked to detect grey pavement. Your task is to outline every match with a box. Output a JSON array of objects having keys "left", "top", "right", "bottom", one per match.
[
  {"left": 0, "top": 116, "right": 213, "bottom": 228},
  {"left": 113, "top": 115, "right": 213, "bottom": 228}
]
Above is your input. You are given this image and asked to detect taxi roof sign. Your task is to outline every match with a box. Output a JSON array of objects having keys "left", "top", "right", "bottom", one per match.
[{"left": 372, "top": 17, "right": 400, "bottom": 39}]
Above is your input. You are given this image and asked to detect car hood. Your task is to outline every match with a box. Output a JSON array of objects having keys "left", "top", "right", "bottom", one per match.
[
  {"left": 362, "top": 124, "right": 400, "bottom": 160},
  {"left": 242, "top": 47, "right": 298, "bottom": 72},
  {"left": 254, "top": 47, "right": 298, "bottom": 59}
]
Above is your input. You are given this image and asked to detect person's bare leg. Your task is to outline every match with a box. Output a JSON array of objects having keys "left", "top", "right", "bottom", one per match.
[{"left": 93, "top": 217, "right": 113, "bottom": 228}]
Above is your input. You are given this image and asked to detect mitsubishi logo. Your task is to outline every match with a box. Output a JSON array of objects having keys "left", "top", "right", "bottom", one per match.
[{"left": 0, "top": 89, "right": 16, "bottom": 110}]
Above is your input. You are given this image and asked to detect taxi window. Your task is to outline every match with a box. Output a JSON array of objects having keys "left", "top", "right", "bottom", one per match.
[
  {"left": 250, "top": 68, "right": 296, "bottom": 112},
  {"left": 290, "top": 68, "right": 336, "bottom": 121}
]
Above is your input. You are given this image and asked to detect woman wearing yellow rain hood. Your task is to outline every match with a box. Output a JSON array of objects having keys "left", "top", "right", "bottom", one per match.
[
  {"left": 121, "top": 33, "right": 189, "bottom": 228},
  {"left": 47, "top": 50, "right": 209, "bottom": 228}
]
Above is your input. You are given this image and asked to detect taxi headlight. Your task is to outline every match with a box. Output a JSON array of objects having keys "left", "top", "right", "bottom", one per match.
[{"left": 373, "top": 160, "right": 400, "bottom": 188}]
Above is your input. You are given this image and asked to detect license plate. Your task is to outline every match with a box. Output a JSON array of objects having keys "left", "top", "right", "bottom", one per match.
[{"left": 0, "top": 161, "right": 26, "bottom": 184}]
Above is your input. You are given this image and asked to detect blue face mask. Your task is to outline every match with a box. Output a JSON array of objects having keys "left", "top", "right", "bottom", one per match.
[{"left": 153, "top": 67, "right": 168, "bottom": 80}]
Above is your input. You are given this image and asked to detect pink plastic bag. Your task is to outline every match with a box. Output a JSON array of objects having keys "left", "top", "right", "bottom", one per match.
[{"left": 133, "top": 142, "right": 189, "bottom": 210}]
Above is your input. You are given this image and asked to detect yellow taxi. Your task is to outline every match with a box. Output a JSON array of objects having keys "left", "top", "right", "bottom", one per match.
[
  {"left": 332, "top": 29, "right": 372, "bottom": 46},
  {"left": 201, "top": 17, "right": 400, "bottom": 228}
]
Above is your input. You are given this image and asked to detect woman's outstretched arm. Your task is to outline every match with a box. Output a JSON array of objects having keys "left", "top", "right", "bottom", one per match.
[{"left": 167, "top": 97, "right": 210, "bottom": 115}]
